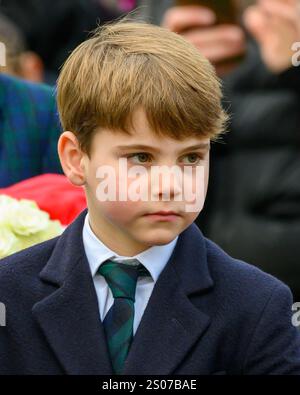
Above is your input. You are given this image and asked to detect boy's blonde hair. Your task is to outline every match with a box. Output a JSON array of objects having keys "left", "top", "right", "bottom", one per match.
[{"left": 57, "top": 20, "right": 229, "bottom": 155}]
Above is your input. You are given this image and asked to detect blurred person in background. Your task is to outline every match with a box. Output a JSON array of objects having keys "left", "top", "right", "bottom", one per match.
[
  {"left": 0, "top": 0, "right": 126, "bottom": 83},
  {"left": 0, "top": 71, "right": 63, "bottom": 186},
  {"left": 0, "top": 12, "right": 44, "bottom": 82},
  {"left": 137, "top": 0, "right": 300, "bottom": 300},
  {"left": 0, "top": 1, "right": 126, "bottom": 185}
]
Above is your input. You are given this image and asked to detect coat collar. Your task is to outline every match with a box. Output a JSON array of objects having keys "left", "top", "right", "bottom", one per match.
[{"left": 33, "top": 208, "right": 214, "bottom": 374}]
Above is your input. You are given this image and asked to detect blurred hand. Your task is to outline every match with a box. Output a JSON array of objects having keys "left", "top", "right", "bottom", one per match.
[
  {"left": 162, "top": 5, "right": 246, "bottom": 76},
  {"left": 243, "top": 0, "right": 300, "bottom": 73}
]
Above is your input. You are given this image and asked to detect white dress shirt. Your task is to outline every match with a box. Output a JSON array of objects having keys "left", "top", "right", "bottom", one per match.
[{"left": 82, "top": 213, "right": 178, "bottom": 335}]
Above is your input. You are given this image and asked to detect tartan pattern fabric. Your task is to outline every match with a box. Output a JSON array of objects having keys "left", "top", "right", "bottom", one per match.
[
  {"left": 98, "top": 259, "right": 149, "bottom": 374},
  {"left": 0, "top": 73, "right": 63, "bottom": 187}
]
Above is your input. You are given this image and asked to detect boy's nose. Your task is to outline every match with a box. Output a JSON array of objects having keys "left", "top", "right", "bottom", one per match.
[{"left": 151, "top": 172, "right": 183, "bottom": 201}]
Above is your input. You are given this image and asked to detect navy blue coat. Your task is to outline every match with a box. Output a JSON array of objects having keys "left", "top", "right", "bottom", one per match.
[{"left": 0, "top": 208, "right": 300, "bottom": 375}]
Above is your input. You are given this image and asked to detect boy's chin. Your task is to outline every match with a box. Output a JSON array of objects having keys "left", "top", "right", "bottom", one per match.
[{"left": 137, "top": 229, "right": 180, "bottom": 246}]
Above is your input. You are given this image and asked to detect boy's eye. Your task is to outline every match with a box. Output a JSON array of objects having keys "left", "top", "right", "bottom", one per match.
[
  {"left": 127, "top": 153, "right": 152, "bottom": 164},
  {"left": 125, "top": 152, "right": 204, "bottom": 165},
  {"left": 180, "top": 153, "right": 203, "bottom": 165}
]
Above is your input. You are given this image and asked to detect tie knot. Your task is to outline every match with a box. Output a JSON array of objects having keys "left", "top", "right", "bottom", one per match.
[{"left": 97, "top": 259, "right": 149, "bottom": 301}]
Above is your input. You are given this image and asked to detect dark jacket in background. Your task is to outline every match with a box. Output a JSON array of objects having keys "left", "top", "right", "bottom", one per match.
[
  {"left": 0, "top": 0, "right": 119, "bottom": 83},
  {"left": 202, "top": 43, "right": 300, "bottom": 301}
]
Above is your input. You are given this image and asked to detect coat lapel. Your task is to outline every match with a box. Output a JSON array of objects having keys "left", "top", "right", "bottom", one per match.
[
  {"left": 32, "top": 209, "right": 113, "bottom": 375},
  {"left": 123, "top": 223, "right": 214, "bottom": 375},
  {"left": 32, "top": 208, "right": 214, "bottom": 375}
]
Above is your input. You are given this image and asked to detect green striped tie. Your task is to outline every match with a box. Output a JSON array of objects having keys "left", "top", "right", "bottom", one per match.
[{"left": 98, "top": 259, "right": 149, "bottom": 375}]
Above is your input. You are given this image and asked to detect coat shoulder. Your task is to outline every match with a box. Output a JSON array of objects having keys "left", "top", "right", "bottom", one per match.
[
  {"left": 0, "top": 237, "right": 59, "bottom": 296},
  {"left": 204, "top": 237, "right": 291, "bottom": 303}
]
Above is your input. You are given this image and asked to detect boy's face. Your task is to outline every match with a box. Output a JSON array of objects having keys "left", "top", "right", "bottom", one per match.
[{"left": 60, "top": 108, "right": 210, "bottom": 255}]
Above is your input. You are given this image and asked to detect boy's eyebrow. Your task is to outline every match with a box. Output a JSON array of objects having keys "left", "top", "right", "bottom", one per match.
[
  {"left": 179, "top": 143, "right": 211, "bottom": 153},
  {"left": 115, "top": 143, "right": 210, "bottom": 153}
]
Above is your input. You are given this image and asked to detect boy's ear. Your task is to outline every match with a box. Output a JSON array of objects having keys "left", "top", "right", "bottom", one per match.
[{"left": 58, "top": 131, "right": 87, "bottom": 186}]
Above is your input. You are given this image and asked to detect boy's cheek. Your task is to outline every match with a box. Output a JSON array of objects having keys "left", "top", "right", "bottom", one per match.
[
  {"left": 187, "top": 211, "right": 201, "bottom": 224},
  {"left": 98, "top": 200, "right": 141, "bottom": 225}
]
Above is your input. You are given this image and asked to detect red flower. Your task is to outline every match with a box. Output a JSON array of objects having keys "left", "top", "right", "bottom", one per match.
[{"left": 0, "top": 174, "right": 87, "bottom": 226}]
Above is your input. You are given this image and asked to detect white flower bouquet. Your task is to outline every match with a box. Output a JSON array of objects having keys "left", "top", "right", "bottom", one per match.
[{"left": 0, "top": 195, "right": 64, "bottom": 259}]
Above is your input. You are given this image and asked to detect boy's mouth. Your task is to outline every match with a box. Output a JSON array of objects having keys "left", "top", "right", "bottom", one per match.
[{"left": 143, "top": 211, "right": 181, "bottom": 222}]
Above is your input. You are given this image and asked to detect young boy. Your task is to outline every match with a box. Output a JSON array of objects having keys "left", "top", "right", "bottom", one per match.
[{"left": 0, "top": 21, "right": 300, "bottom": 375}]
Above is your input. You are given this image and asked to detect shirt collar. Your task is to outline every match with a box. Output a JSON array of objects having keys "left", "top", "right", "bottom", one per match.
[{"left": 82, "top": 212, "right": 178, "bottom": 282}]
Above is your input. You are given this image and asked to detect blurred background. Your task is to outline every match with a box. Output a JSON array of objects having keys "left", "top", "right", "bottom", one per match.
[{"left": 0, "top": 0, "right": 300, "bottom": 302}]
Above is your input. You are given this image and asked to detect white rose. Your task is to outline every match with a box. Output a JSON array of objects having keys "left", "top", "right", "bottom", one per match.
[
  {"left": 18, "top": 199, "right": 39, "bottom": 210},
  {"left": 18, "top": 220, "right": 64, "bottom": 250},
  {"left": 0, "top": 195, "right": 19, "bottom": 226},
  {"left": 8, "top": 203, "right": 50, "bottom": 236},
  {"left": 39, "top": 220, "right": 64, "bottom": 240},
  {"left": 0, "top": 227, "right": 20, "bottom": 258}
]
